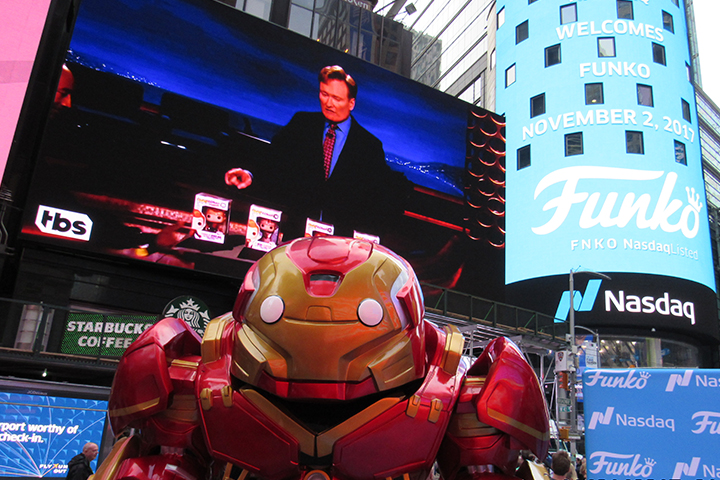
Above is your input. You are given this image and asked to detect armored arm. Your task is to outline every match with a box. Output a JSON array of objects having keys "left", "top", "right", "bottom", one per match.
[
  {"left": 93, "top": 318, "right": 208, "bottom": 480},
  {"left": 437, "top": 337, "right": 550, "bottom": 480}
]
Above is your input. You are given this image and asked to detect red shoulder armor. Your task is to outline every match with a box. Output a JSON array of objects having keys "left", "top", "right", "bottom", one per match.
[
  {"left": 108, "top": 318, "right": 202, "bottom": 433},
  {"left": 470, "top": 337, "right": 550, "bottom": 459}
]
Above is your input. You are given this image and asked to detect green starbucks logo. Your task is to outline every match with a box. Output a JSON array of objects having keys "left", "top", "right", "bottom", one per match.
[{"left": 162, "top": 296, "right": 211, "bottom": 337}]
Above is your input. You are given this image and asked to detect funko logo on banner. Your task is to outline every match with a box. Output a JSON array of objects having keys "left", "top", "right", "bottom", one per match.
[
  {"left": 35, "top": 205, "right": 92, "bottom": 241},
  {"left": 691, "top": 411, "right": 720, "bottom": 434},
  {"left": 585, "top": 370, "right": 650, "bottom": 389},
  {"left": 588, "top": 452, "right": 656, "bottom": 478},
  {"left": 531, "top": 167, "right": 703, "bottom": 239},
  {"left": 665, "top": 370, "right": 693, "bottom": 391}
]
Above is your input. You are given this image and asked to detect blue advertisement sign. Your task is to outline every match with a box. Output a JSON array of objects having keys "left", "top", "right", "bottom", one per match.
[
  {"left": 584, "top": 368, "right": 720, "bottom": 480},
  {"left": 0, "top": 393, "right": 107, "bottom": 477},
  {"left": 496, "top": 0, "right": 715, "bottom": 291}
]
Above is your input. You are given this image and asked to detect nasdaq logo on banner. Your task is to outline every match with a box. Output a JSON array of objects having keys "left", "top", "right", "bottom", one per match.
[
  {"left": 666, "top": 370, "right": 693, "bottom": 391},
  {"left": 588, "top": 406, "right": 614, "bottom": 429},
  {"left": 585, "top": 368, "right": 720, "bottom": 479}
]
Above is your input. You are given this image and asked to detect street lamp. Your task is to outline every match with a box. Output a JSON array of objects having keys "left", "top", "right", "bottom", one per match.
[{"left": 567, "top": 268, "right": 610, "bottom": 458}]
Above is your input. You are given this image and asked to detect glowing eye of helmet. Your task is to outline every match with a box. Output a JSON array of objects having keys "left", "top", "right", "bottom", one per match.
[
  {"left": 260, "top": 295, "right": 284, "bottom": 324},
  {"left": 357, "top": 298, "right": 383, "bottom": 327}
]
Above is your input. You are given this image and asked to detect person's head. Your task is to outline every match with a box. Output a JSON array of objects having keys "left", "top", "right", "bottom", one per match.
[
  {"left": 82, "top": 442, "right": 99, "bottom": 461},
  {"left": 318, "top": 65, "right": 356, "bottom": 123},
  {"left": 552, "top": 451, "right": 571, "bottom": 477},
  {"left": 51, "top": 64, "right": 74, "bottom": 116}
]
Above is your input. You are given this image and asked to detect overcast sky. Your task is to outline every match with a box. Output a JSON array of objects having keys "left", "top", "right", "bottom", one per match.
[{"left": 693, "top": 0, "right": 720, "bottom": 105}]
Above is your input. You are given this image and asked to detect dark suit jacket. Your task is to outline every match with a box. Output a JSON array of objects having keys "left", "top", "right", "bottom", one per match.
[{"left": 258, "top": 111, "right": 409, "bottom": 234}]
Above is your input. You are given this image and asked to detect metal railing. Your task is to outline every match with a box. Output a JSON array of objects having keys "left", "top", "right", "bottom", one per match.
[
  {"left": 420, "top": 282, "right": 570, "bottom": 342},
  {"left": 0, "top": 285, "right": 570, "bottom": 370},
  {"left": 0, "top": 297, "right": 154, "bottom": 367}
]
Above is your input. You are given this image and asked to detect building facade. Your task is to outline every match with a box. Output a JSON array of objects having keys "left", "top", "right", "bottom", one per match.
[{"left": 495, "top": 0, "right": 718, "bottom": 367}]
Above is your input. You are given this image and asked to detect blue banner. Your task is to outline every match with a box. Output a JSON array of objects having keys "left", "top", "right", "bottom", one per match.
[
  {"left": 0, "top": 393, "right": 107, "bottom": 477},
  {"left": 584, "top": 368, "right": 720, "bottom": 479}
]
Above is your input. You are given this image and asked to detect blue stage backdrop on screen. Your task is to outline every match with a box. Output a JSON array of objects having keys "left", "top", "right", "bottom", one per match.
[
  {"left": 0, "top": 393, "right": 107, "bottom": 477},
  {"left": 584, "top": 368, "right": 720, "bottom": 480}
]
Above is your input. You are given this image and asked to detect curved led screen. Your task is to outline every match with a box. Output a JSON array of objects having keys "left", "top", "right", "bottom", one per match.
[
  {"left": 17, "top": 0, "right": 507, "bottom": 299},
  {"left": 497, "top": 0, "right": 714, "bottom": 291}
]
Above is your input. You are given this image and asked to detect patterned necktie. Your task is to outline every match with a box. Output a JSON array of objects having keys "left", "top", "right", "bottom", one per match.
[{"left": 323, "top": 124, "right": 338, "bottom": 179}]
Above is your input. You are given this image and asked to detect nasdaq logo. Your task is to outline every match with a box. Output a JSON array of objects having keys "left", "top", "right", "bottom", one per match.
[
  {"left": 554, "top": 279, "right": 602, "bottom": 322},
  {"left": 588, "top": 406, "right": 614, "bottom": 429},
  {"left": 665, "top": 370, "right": 693, "bottom": 392},
  {"left": 672, "top": 457, "right": 701, "bottom": 479}
]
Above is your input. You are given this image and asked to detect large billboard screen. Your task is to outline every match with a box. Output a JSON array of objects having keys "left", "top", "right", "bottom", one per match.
[
  {"left": 1, "top": 0, "right": 54, "bottom": 187},
  {"left": 18, "top": 0, "right": 505, "bottom": 298},
  {"left": 495, "top": 0, "right": 716, "bottom": 339},
  {"left": 0, "top": 390, "right": 107, "bottom": 478},
  {"left": 497, "top": 1, "right": 714, "bottom": 289}
]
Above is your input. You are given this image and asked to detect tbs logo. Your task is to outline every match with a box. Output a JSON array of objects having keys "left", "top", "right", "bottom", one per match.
[{"left": 35, "top": 206, "right": 92, "bottom": 241}]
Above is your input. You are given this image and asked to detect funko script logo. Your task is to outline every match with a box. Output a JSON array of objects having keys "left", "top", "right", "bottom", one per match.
[
  {"left": 532, "top": 167, "right": 703, "bottom": 239},
  {"left": 589, "top": 452, "right": 656, "bottom": 478},
  {"left": 35, "top": 205, "right": 93, "bottom": 241},
  {"left": 585, "top": 370, "right": 650, "bottom": 389},
  {"left": 691, "top": 411, "right": 720, "bottom": 434}
]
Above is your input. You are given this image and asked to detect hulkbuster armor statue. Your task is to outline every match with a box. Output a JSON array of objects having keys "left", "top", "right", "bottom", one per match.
[{"left": 94, "top": 236, "right": 549, "bottom": 480}]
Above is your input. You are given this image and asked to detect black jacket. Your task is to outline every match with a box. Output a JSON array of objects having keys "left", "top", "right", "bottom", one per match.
[
  {"left": 258, "top": 112, "right": 410, "bottom": 235},
  {"left": 66, "top": 453, "right": 93, "bottom": 480}
]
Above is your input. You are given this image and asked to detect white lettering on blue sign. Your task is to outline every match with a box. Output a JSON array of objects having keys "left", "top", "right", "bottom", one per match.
[
  {"left": 531, "top": 167, "right": 703, "bottom": 239},
  {"left": 604, "top": 291, "right": 695, "bottom": 325},
  {"left": 556, "top": 19, "right": 664, "bottom": 42}
]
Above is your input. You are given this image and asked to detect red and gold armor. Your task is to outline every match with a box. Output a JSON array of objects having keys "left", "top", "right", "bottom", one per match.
[{"left": 95, "top": 236, "right": 549, "bottom": 480}]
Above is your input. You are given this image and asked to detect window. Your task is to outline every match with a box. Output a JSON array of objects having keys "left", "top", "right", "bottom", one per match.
[
  {"left": 686, "top": 62, "right": 692, "bottom": 82},
  {"left": 505, "top": 64, "right": 516, "bottom": 87},
  {"left": 518, "top": 145, "right": 531, "bottom": 170},
  {"left": 671, "top": 0, "right": 678, "bottom": 6},
  {"left": 459, "top": 74, "right": 485, "bottom": 106},
  {"left": 545, "top": 44, "right": 561, "bottom": 67},
  {"left": 662, "top": 11, "right": 674, "bottom": 33},
  {"left": 531, "top": 93, "right": 546, "bottom": 117},
  {"left": 598, "top": 37, "right": 616, "bottom": 57},
  {"left": 674, "top": 140, "right": 687, "bottom": 165},
  {"left": 585, "top": 83, "right": 604, "bottom": 104},
  {"left": 516, "top": 20, "right": 529, "bottom": 44},
  {"left": 626, "top": 131, "right": 644, "bottom": 154},
  {"left": 529, "top": 0, "right": 538, "bottom": 3},
  {"left": 682, "top": 99, "right": 691, "bottom": 122},
  {"left": 653, "top": 43, "right": 666, "bottom": 65},
  {"left": 637, "top": 84, "right": 653, "bottom": 107},
  {"left": 565, "top": 132, "right": 583, "bottom": 156},
  {"left": 560, "top": 3, "right": 577, "bottom": 24},
  {"left": 498, "top": 7, "right": 505, "bottom": 28},
  {"left": 617, "top": 0, "right": 633, "bottom": 19}
]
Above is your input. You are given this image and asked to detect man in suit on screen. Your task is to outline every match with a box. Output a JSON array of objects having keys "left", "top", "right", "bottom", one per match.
[{"left": 226, "top": 65, "right": 409, "bottom": 235}]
